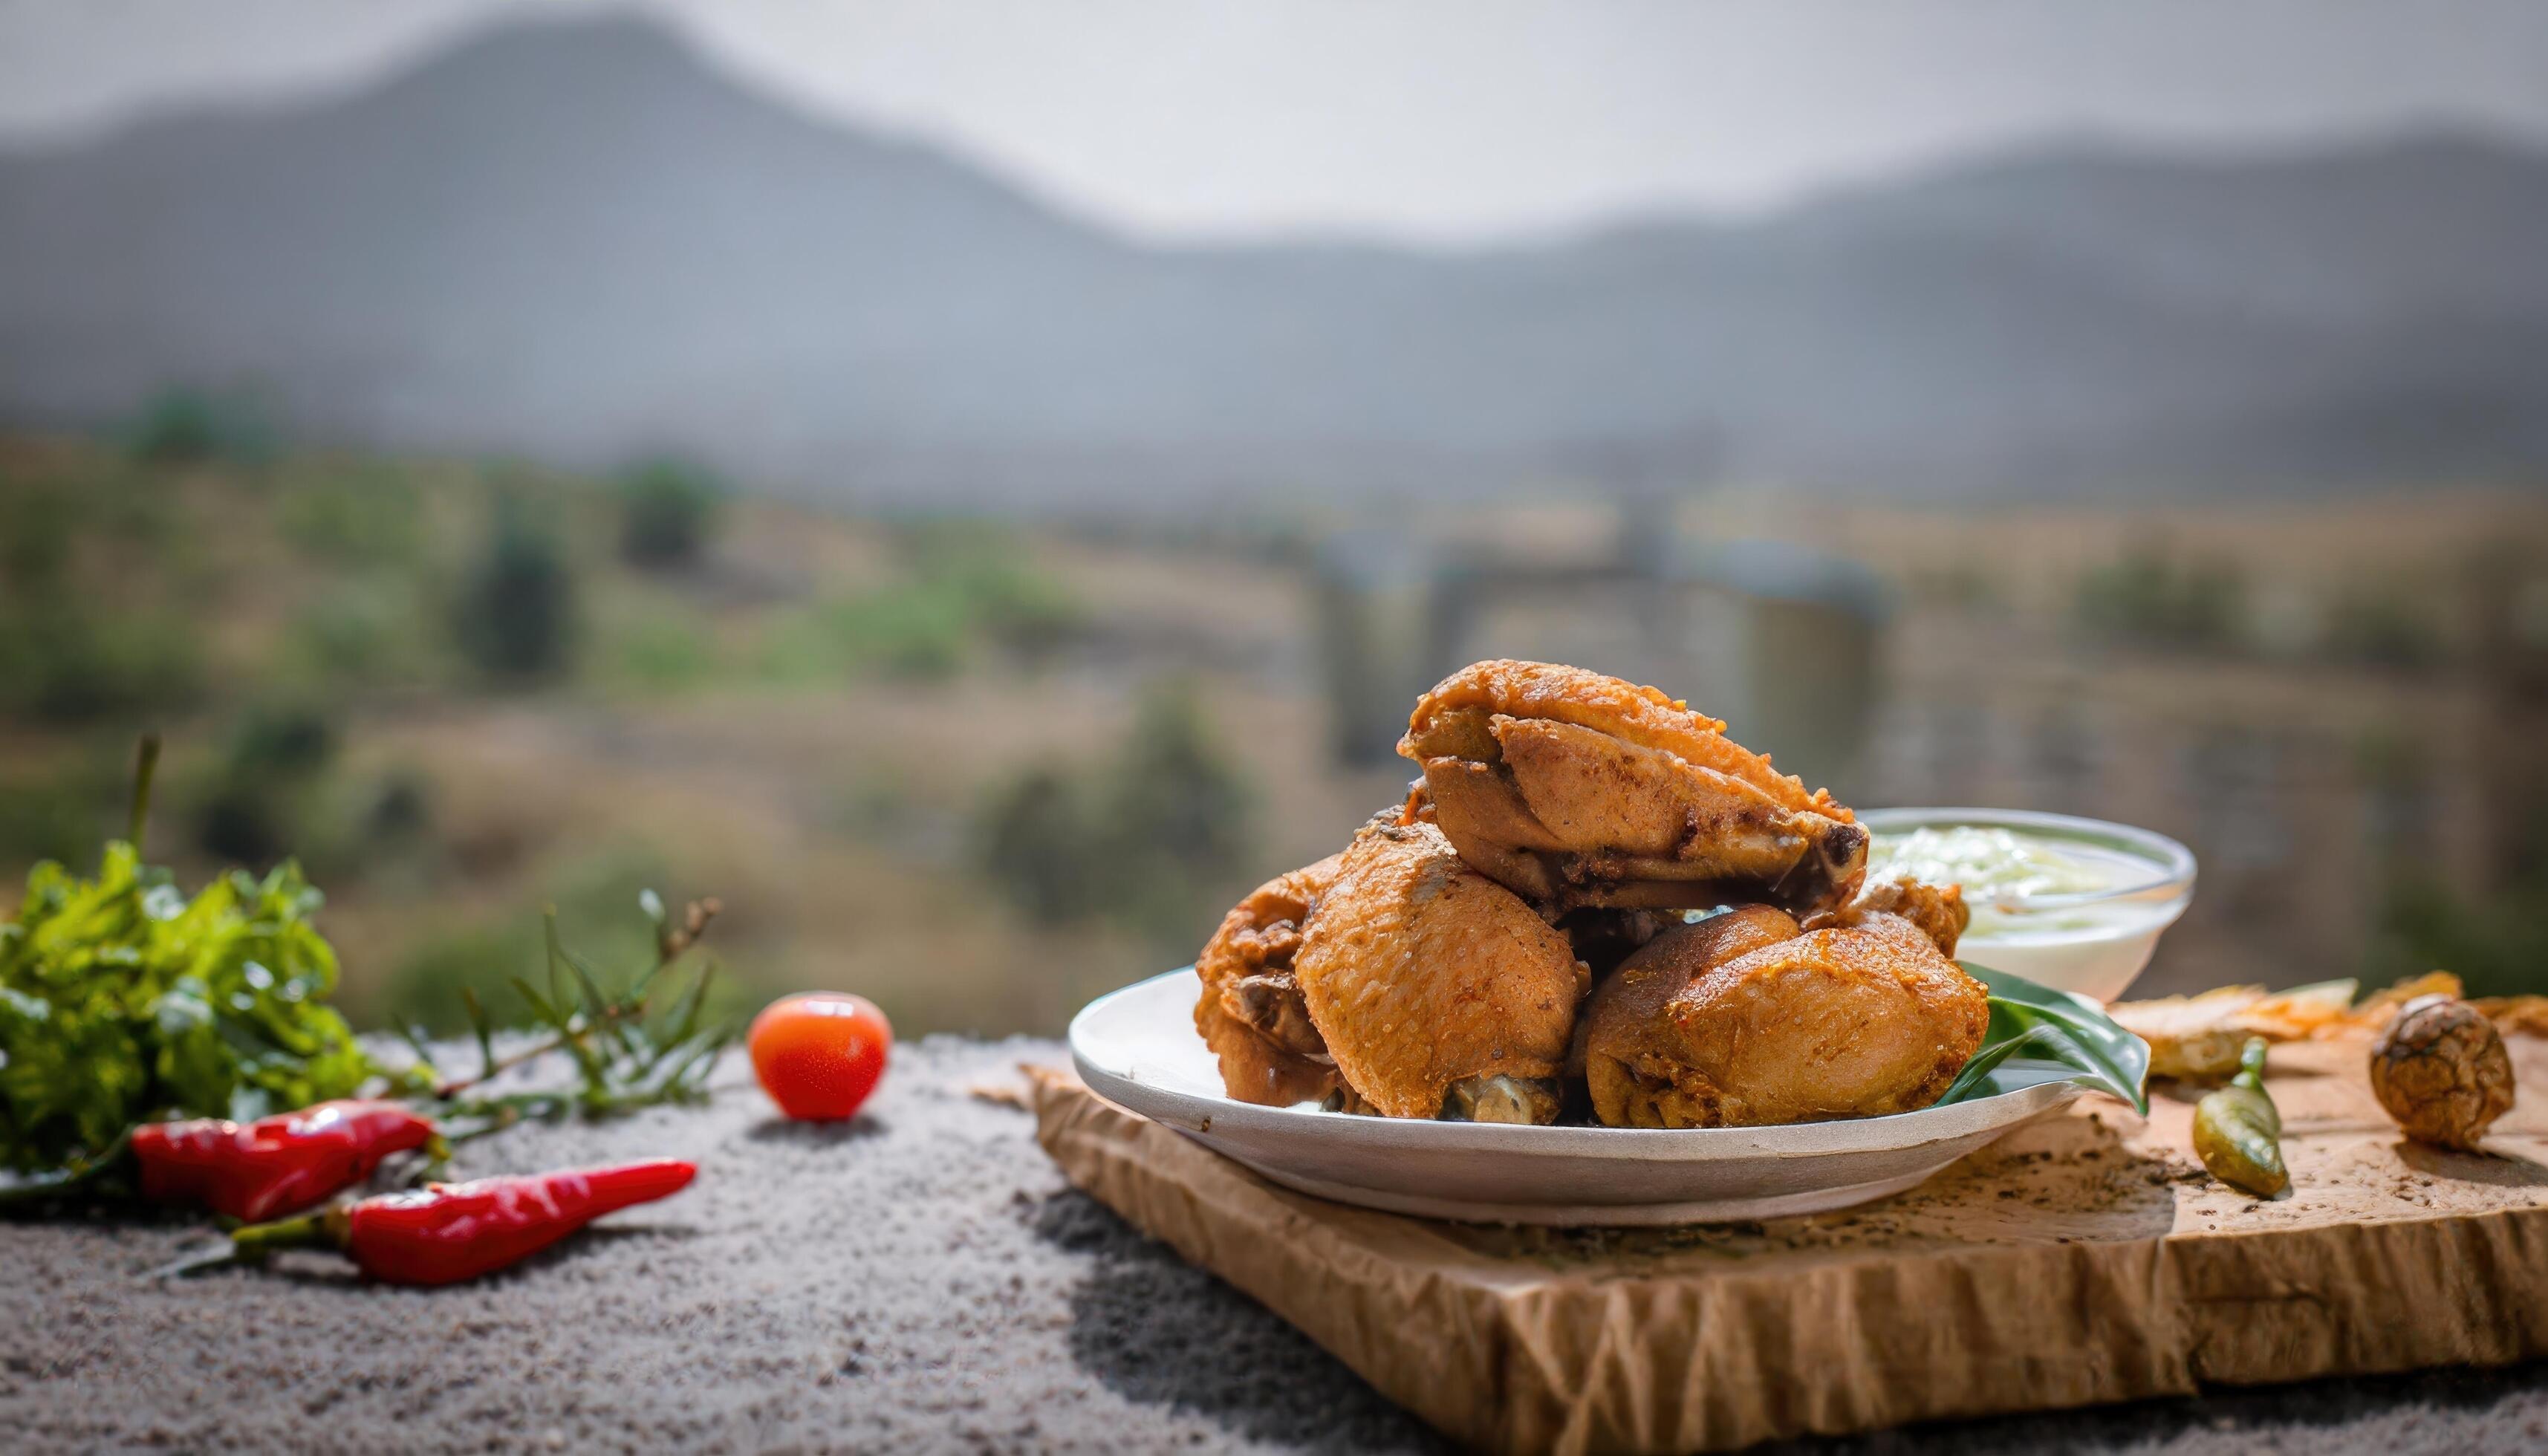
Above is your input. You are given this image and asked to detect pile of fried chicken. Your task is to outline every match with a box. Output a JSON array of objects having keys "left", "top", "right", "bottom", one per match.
[{"left": 1193, "top": 660, "right": 1992, "bottom": 1128}]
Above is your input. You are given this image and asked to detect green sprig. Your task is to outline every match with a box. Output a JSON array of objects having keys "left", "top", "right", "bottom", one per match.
[{"left": 419, "top": 893, "right": 734, "bottom": 1128}]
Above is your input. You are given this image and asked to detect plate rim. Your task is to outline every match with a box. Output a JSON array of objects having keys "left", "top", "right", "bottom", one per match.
[{"left": 1069, "top": 966, "right": 2096, "bottom": 1162}]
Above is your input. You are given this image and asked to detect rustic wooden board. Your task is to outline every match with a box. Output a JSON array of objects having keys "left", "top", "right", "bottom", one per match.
[{"left": 1030, "top": 1036, "right": 2548, "bottom": 1455}]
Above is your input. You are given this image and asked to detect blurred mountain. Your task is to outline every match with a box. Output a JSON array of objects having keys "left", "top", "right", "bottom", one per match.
[{"left": 4, "top": 14, "right": 2545, "bottom": 501}]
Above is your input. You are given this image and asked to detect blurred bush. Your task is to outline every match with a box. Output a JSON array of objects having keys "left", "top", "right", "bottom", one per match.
[
  {"left": 906, "top": 521, "right": 1083, "bottom": 663},
  {"left": 2323, "top": 585, "right": 2443, "bottom": 671},
  {"left": 0, "top": 481, "right": 77, "bottom": 585},
  {"left": 0, "top": 748, "right": 126, "bottom": 868},
  {"left": 0, "top": 606, "right": 202, "bottom": 724},
  {"left": 2373, "top": 870, "right": 2548, "bottom": 998},
  {"left": 194, "top": 702, "right": 338, "bottom": 868},
  {"left": 611, "top": 610, "right": 718, "bottom": 692},
  {"left": 824, "top": 582, "right": 972, "bottom": 680},
  {"left": 617, "top": 458, "right": 724, "bottom": 569},
  {"left": 976, "top": 679, "right": 1256, "bottom": 948},
  {"left": 761, "top": 521, "right": 1082, "bottom": 684},
  {"left": 0, "top": 482, "right": 201, "bottom": 722},
  {"left": 122, "top": 386, "right": 278, "bottom": 465},
  {"left": 452, "top": 493, "right": 576, "bottom": 681},
  {"left": 0, "top": 784, "right": 104, "bottom": 868},
  {"left": 978, "top": 768, "right": 1098, "bottom": 920},
  {"left": 279, "top": 468, "right": 426, "bottom": 568},
  {"left": 2076, "top": 544, "right": 2248, "bottom": 651},
  {"left": 292, "top": 579, "right": 435, "bottom": 689}
]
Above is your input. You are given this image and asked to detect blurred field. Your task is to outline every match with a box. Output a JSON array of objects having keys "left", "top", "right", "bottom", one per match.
[{"left": 4, "top": 415, "right": 2544, "bottom": 1038}]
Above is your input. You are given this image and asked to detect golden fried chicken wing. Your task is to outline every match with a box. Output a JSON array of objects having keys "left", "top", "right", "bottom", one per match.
[
  {"left": 1399, "top": 660, "right": 1868, "bottom": 917},
  {"left": 1585, "top": 902, "right": 1989, "bottom": 1128},
  {"left": 1194, "top": 855, "right": 1350, "bottom": 1108},
  {"left": 1293, "top": 813, "right": 1587, "bottom": 1122}
]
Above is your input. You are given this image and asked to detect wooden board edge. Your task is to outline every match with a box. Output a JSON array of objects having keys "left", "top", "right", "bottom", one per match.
[{"left": 1025, "top": 1066, "right": 2548, "bottom": 1455}]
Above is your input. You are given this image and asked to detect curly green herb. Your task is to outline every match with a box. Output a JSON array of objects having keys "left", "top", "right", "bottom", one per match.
[{"left": 1, "top": 738, "right": 394, "bottom": 1174}]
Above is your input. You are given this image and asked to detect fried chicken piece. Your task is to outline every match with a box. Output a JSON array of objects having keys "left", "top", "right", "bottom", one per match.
[
  {"left": 1807, "top": 877, "right": 1970, "bottom": 958},
  {"left": 1399, "top": 660, "right": 1868, "bottom": 917},
  {"left": 1293, "top": 813, "right": 1587, "bottom": 1122},
  {"left": 1194, "top": 856, "right": 1351, "bottom": 1108},
  {"left": 1585, "top": 903, "right": 1989, "bottom": 1128},
  {"left": 1582, "top": 906, "right": 1804, "bottom": 1128}
]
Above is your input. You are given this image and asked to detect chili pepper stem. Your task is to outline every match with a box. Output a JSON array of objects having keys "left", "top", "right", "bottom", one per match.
[
  {"left": 227, "top": 1210, "right": 337, "bottom": 1260},
  {"left": 142, "top": 1212, "right": 334, "bottom": 1283}
]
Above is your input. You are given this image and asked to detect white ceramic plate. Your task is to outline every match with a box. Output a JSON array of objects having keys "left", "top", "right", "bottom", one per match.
[{"left": 1069, "top": 968, "right": 2104, "bottom": 1226}]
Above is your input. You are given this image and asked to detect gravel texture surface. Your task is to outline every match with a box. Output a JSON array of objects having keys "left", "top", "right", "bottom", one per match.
[{"left": 4, "top": 1036, "right": 2545, "bottom": 1454}]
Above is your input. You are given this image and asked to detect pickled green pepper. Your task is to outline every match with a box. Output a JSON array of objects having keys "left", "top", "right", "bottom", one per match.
[{"left": 2192, "top": 1036, "right": 2287, "bottom": 1197}]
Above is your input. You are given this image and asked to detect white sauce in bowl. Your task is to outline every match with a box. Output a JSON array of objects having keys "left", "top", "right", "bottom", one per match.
[
  {"left": 1858, "top": 810, "right": 2197, "bottom": 1002},
  {"left": 1868, "top": 825, "right": 2122, "bottom": 900},
  {"left": 1868, "top": 825, "right": 2154, "bottom": 937}
]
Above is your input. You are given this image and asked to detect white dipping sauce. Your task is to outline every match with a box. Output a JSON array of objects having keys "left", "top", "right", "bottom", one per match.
[
  {"left": 1861, "top": 816, "right": 2194, "bottom": 1002},
  {"left": 1869, "top": 825, "right": 2153, "bottom": 938}
]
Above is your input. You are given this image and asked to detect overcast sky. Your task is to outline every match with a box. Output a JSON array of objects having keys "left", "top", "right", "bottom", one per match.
[{"left": 4, "top": 0, "right": 2546, "bottom": 243}]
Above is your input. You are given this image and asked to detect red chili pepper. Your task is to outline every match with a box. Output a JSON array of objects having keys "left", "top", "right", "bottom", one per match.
[
  {"left": 232, "top": 1160, "right": 696, "bottom": 1286},
  {"left": 130, "top": 1100, "right": 441, "bottom": 1223}
]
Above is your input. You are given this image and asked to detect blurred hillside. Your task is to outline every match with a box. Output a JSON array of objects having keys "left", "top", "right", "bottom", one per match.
[
  {"left": 5, "top": 10, "right": 2546, "bottom": 1030},
  {"left": 4, "top": 15, "right": 2547, "bottom": 501},
  {"left": 6, "top": 419, "right": 2545, "bottom": 1036},
  {"left": 0, "top": 421, "right": 1409, "bottom": 1036}
]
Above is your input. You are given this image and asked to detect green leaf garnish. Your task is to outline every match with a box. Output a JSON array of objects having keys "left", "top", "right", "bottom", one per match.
[{"left": 1934, "top": 963, "right": 2151, "bottom": 1115}]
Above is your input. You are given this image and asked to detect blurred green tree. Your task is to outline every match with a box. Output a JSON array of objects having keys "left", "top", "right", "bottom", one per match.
[
  {"left": 123, "top": 387, "right": 277, "bottom": 465},
  {"left": 1093, "top": 682, "right": 1257, "bottom": 940},
  {"left": 617, "top": 458, "right": 724, "bottom": 569},
  {"left": 453, "top": 494, "right": 576, "bottom": 682},
  {"left": 975, "top": 679, "right": 1257, "bottom": 948},
  {"left": 2373, "top": 871, "right": 2548, "bottom": 998},
  {"left": 195, "top": 702, "right": 338, "bottom": 867},
  {"left": 0, "top": 483, "right": 201, "bottom": 723},
  {"left": 978, "top": 768, "right": 1102, "bottom": 921}
]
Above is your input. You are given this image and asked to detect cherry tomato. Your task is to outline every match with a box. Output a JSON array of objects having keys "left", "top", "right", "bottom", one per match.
[{"left": 748, "top": 992, "right": 891, "bottom": 1121}]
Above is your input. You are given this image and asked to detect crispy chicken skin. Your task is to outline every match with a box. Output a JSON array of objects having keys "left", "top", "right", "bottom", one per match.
[
  {"left": 1194, "top": 855, "right": 1350, "bottom": 1108},
  {"left": 1585, "top": 901, "right": 1989, "bottom": 1128},
  {"left": 1293, "top": 813, "right": 1587, "bottom": 1122},
  {"left": 1807, "top": 877, "right": 1970, "bottom": 958},
  {"left": 1398, "top": 660, "right": 1868, "bottom": 917}
]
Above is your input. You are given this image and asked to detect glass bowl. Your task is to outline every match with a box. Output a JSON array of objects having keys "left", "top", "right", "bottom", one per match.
[{"left": 1856, "top": 807, "right": 2197, "bottom": 1004}]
